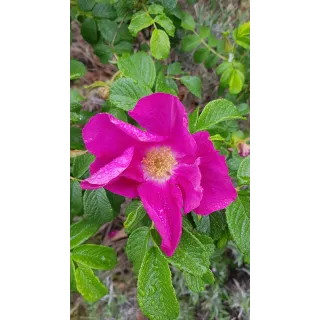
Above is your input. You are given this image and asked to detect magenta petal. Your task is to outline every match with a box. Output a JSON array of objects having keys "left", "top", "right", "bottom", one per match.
[
  {"left": 81, "top": 147, "right": 134, "bottom": 189},
  {"left": 129, "top": 93, "right": 188, "bottom": 136},
  {"left": 138, "top": 179, "right": 183, "bottom": 257},
  {"left": 82, "top": 113, "right": 165, "bottom": 162},
  {"left": 193, "top": 131, "right": 237, "bottom": 215},
  {"left": 106, "top": 177, "right": 140, "bottom": 198},
  {"left": 174, "top": 162, "right": 203, "bottom": 213}
]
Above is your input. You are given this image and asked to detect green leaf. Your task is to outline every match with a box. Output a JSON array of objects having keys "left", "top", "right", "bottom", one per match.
[
  {"left": 84, "top": 189, "right": 114, "bottom": 224},
  {"left": 188, "top": 107, "right": 199, "bottom": 133},
  {"left": 70, "top": 59, "right": 86, "bottom": 80},
  {"left": 126, "top": 226, "right": 150, "bottom": 274},
  {"left": 208, "top": 34, "right": 218, "bottom": 47},
  {"left": 154, "top": 0, "right": 177, "bottom": 10},
  {"left": 110, "top": 78, "right": 153, "bottom": 111},
  {"left": 70, "top": 88, "right": 85, "bottom": 103},
  {"left": 70, "top": 258, "right": 77, "bottom": 291},
  {"left": 193, "top": 47, "right": 210, "bottom": 63},
  {"left": 155, "top": 70, "right": 178, "bottom": 95},
  {"left": 72, "top": 244, "right": 117, "bottom": 270},
  {"left": 106, "top": 191, "right": 125, "bottom": 216},
  {"left": 204, "top": 53, "right": 219, "bottom": 68},
  {"left": 98, "top": 19, "right": 118, "bottom": 43},
  {"left": 70, "top": 219, "right": 101, "bottom": 249},
  {"left": 192, "top": 232, "right": 215, "bottom": 255},
  {"left": 233, "top": 21, "right": 250, "bottom": 49},
  {"left": 92, "top": 2, "right": 116, "bottom": 19},
  {"left": 226, "top": 193, "right": 250, "bottom": 254},
  {"left": 181, "top": 35, "right": 201, "bottom": 52},
  {"left": 75, "top": 265, "right": 108, "bottom": 302},
  {"left": 180, "top": 76, "right": 202, "bottom": 98},
  {"left": 167, "top": 62, "right": 183, "bottom": 75},
  {"left": 209, "top": 134, "right": 225, "bottom": 142},
  {"left": 150, "top": 29, "right": 170, "bottom": 60},
  {"left": 167, "top": 228, "right": 209, "bottom": 276},
  {"left": 124, "top": 201, "right": 147, "bottom": 233},
  {"left": 113, "top": 41, "right": 133, "bottom": 54},
  {"left": 78, "top": 0, "right": 95, "bottom": 11},
  {"left": 72, "top": 153, "right": 95, "bottom": 178},
  {"left": 70, "top": 126, "right": 85, "bottom": 150},
  {"left": 199, "top": 26, "right": 210, "bottom": 38},
  {"left": 154, "top": 14, "right": 175, "bottom": 36},
  {"left": 183, "top": 272, "right": 205, "bottom": 292},
  {"left": 237, "top": 156, "right": 250, "bottom": 185},
  {"left": 128, "top": 11, "right": 154, "bottom": 36},
  {"left": 108, "top": 107, "right": 127, "bottom": 121},
  {"left": 148, "top": 4, "right": 164, "bottom": 15},
  {"left": 117, "top": 52, "right": 156, "bottom": 87},
  {"left": 216, "top": 61, "right": 232, "bottom": 75},
  {"left": 197, "top": 212, "right": 227, "bottom": 241},
  {"left": 81, "top": 18, "right": 98, "bottom": 44},
  {"left": 196, "top": 99, "right": 245, "bottom": 131},
  {"left": 237, "top": 103, "right": 250, "bottom": 116},
  {"left": 137, "top": 246, "right": 180, "bottom": 320},
  {"left": 70, "top": 180, "right": 83, "bottom": 218},
  {"left": 181, "top": 11, "right": 195, "bottom": 30},
  {"left": 93, "top": 43, "right": 113, "bottom": 64},
  {"left": 229, "top": 69, "right": 245, "bottom": 94}
]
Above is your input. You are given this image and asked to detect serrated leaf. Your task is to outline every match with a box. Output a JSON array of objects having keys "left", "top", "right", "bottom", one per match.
[
  {"left": 237, "top": 156, "right": 250, "bottom": 185},
  {"left": 72, "top": 244, "right": 117, "bottom": 270},
  {"left": 154, "top": 14, "right": 175, "bottom": 36},
  {"left": 117, "top": 52, "right": 156, "bottom": 87},
  {"left": 188, "top": 107, "right": 199, "bottom": 133},
  {"left": 83, "top": 189, "right": 114, "bottom": 223},
  {"left": 167, "top": 62, "right": 183, "bottom": 75},
  {"left": 81, "top": 18, "right": 98, "bottom": 44},
  {"left": 155, "top": 70, "right": 178, "bottom": 95},
  {"left": 148, "top": 4, "right": 164, "bottom": 15},
  {"left": 106, "top": 191, "right": 125, "bottom": 216},
  {"left": 216, "top": 61, "right": 232, "bottom": 75},
  {"left": 180, "top": 76, "right": 202, "bottom": 98},
  {"left": 70, "top": 89, "right": 84, "bottom": 103},
  {"left": 208, "top": 34, "right": 218, "bottom": 47},
  {"left": 237, "top": 103, "right": 250, "bottom": 116},
  {"left": 70, "top": 126, "right": 85, "bottom": 150},
  {"left": 70, "top": 59, "right": 86, "bottom": 80},
  {"left": 193, "top": 232, "right": 215, "bottom": 256},
  {"left": 233, "top": 21, "right": 250, "bottom": 49},
  {"left": 167, "top": 228, "right": 209, "bottom": 276},
  {"left": 193, "top": 47, "right": 210, "bottom": 63},
  {"left": 181, "top": 11, "right": 195, "bottom": 30},
  {"left": 70, "top": 258, "right": 77, "bottom": 291},
  {"left": 75, "top": 265, "right": 108, "bottom": 302},
  {"left": 78, "top": 0, "right": 95, "bottom": 11},
  {"left": 126, "top": 226, "right": 149, "bottom": 274},
  {"left": 184, "top": 271, "right": 204, "bottom": 292},
  {"left": 128, "top": 11, "right": 154, "bottom": 36},
  {"left": 92, "top": 2, "right": 116, "bottom": 19},
  {"left": 124, "top": 201, "right": 147, "bottom": 233},
  {"left": 98, "top": 19, "right": 118, "bottom": 43},
  {"left": 197, "top": 212, "right": 227, "bottom": 241},
  {"left": 150, "top": 29, "right": 170, "bottom": 60},
  {"left": 229, "top": 69, "right": 245, "bottom": 94},
  {"left": 113, "top": 41, "right": 133, "bottom": 54},
  {"left": 181, "top": 35, "right": 201, "bottom": 52},
  {"left": 70, "top": 180, "right": 83, "bottom": 218},
  {"left": 204, "top": 53, "right": 219, "bottom": 68},
  {"left": 72, "top": 153, "right": 95, "bottom": 178},
  {"left": 154, "top": 0, "right": 177, "bottom": 10},
  {"left": 199, "top": 26, "right": 210, "bottom": 38},
  {"left": 226, "top": 193, "right": 250, "bottom": 254},
  {"left": 110, "top": 78, "right": 152, "bottom": 111},
  {"left": 196, "top": 99, "right": 245, "bottom": 131},
  {"left": 108, "top": 107, "right": 127, "bottom": 121},
  {"left": 70, "top": 219, "right": 101, "bottom": 249},
  {"left": 93, "top": 43, "right": 113, "bottom": 64},
  {"left": 137, "top": 246, "right": 180, "bottom": 320}
]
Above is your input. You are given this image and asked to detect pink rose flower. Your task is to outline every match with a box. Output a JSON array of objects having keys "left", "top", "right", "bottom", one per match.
[{"left": 81, "top": 93, "right": 237, "bottom": 256}]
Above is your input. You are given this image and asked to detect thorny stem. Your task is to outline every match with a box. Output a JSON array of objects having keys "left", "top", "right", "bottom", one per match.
[{"left": 193, "top": 30, "right": 227, "bottom": 61}]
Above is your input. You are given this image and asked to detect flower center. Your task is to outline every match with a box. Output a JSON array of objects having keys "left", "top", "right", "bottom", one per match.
[{"left": 142, "top": 146, "right": 177, "bottom": 181}]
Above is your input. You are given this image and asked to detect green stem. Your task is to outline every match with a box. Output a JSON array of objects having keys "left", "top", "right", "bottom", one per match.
[
  {"left": 142, "top": 3, "right": 157, "bottom": 29},
  {"left": 70, "top": 176, "right": 82, "bottom": 182},
  {"left": 193, "top": 30, "right": 227, "bottom": 61}
]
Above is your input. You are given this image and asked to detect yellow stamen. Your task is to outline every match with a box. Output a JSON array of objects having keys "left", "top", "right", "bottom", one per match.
[{"left": 142, "top": 146, "right": 177, "bottom": 181}]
